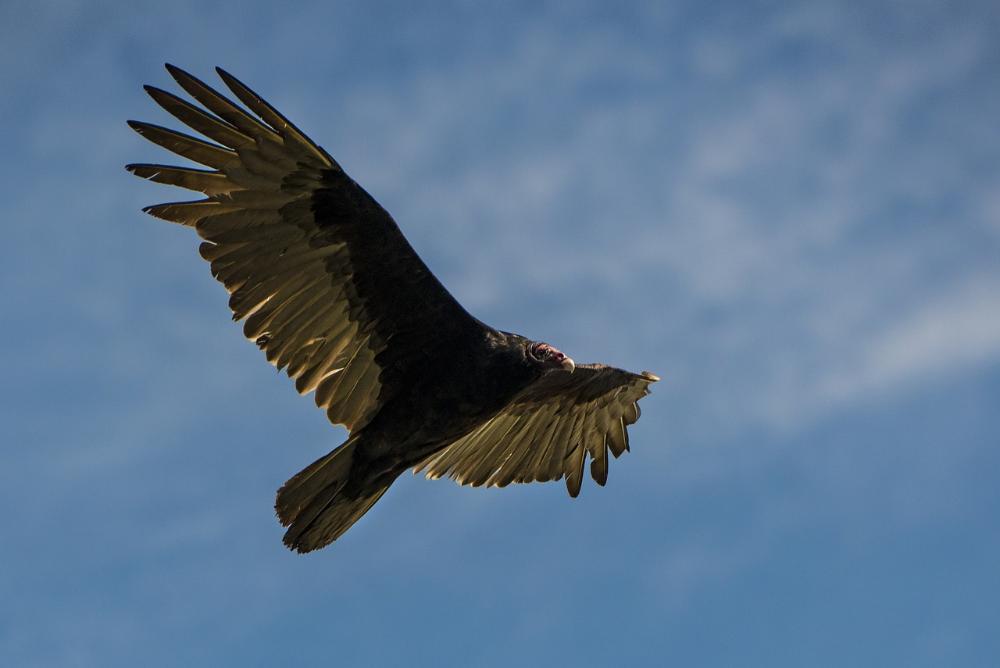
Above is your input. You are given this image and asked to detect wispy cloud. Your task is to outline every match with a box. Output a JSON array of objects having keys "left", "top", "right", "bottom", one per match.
[
  {"left": 307, "top": 5, "right": 1000, "bottom": 437},
  {"left": 816, "top": 275, "right": 1000, "bottom": 405}
]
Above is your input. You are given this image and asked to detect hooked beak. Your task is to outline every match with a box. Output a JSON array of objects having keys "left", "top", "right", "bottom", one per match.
[{"left": 560, "top": 356, "right": 576, "bottom": 373}]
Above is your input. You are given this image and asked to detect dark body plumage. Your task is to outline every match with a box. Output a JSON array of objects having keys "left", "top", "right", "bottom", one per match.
[{"left": 128, "top": 65, "right": 658, "bottom": 552}]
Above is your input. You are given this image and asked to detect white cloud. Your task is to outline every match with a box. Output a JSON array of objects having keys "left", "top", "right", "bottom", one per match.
[{"left": 818, "top": 276, "right": 1000, "bottom": 405}]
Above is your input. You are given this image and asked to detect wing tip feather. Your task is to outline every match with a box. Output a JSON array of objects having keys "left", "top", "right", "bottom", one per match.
[
  {"left": 164, "top": 63, "right": 201, "bottom": 89},
  {"left": 591, "top": 459, "right": 608, "bottom": 487}
]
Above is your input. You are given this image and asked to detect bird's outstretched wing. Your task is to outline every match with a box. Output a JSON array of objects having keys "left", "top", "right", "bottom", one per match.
[
  {"left": 127, "top": 65, "right": 483, "bottom": 431},
  {"left": 414, "top": 365, "right": 658, "bottom": 496}
]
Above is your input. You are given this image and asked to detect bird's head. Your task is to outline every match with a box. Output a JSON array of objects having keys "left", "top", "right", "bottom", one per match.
[{"left": 528, "top": 342, "right": 575, "bottom": 373}]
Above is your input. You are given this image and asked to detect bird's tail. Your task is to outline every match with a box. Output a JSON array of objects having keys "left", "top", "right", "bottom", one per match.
[{"left": 275, "top": 436, "right": 393, "bottom": 553}]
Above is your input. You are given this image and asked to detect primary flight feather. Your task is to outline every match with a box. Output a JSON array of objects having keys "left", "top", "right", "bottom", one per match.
[{"left": 127, "top": 65, "right": 658, "bottom": 553}]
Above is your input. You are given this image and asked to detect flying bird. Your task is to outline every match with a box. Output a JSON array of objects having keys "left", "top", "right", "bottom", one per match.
[{"left": 127, "top": 65, "right": 659, "bottom": 553}]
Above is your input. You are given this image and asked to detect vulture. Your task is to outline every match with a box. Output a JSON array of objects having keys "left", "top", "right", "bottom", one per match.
[{"left": 127, "top": 65, "right": 659, "bottom": 553}]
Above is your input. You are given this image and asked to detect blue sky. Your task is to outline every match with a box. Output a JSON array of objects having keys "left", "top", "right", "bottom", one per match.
[{"left": 2, "top": 1, "right": 999, "bottom": 665}]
